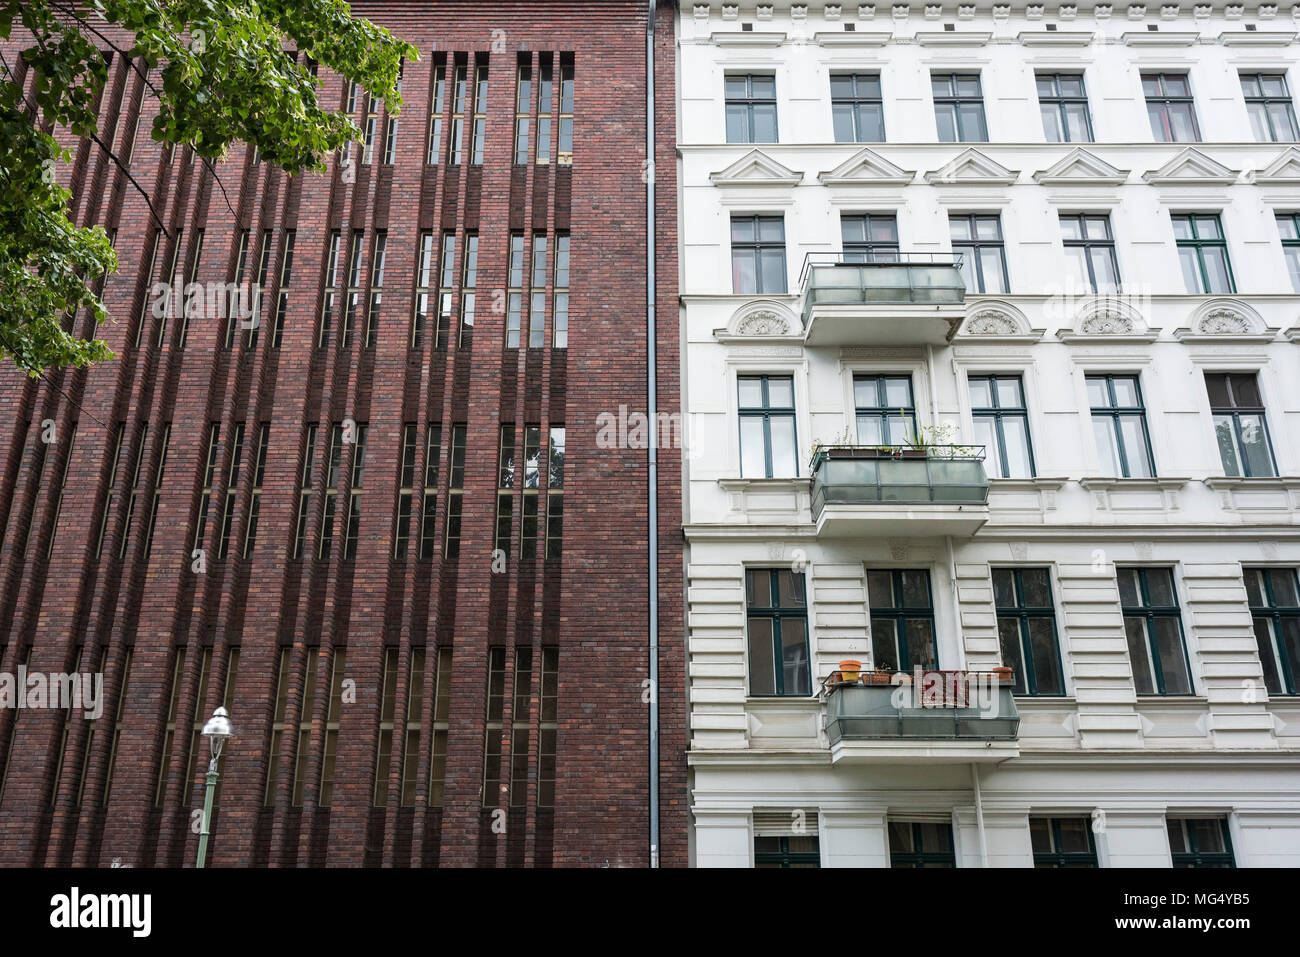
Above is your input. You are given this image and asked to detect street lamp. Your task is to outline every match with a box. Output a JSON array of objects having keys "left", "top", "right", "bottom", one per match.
[{"left": 196, "top": 706, "right": 233, "bottom": 869}]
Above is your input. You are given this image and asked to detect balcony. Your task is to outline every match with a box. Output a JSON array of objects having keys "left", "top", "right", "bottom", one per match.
[
  {"left": 799, "top": 253, "right": 967, "bottom": 346},
  {"left": 824, "top": 672, "right": 1021, "bottom": 765},
  {"left": 810, "top": 446, "right": 990, "bottom": 537}
]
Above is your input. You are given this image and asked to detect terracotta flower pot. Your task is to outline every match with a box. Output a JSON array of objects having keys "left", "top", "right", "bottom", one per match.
[
  {"left": 838, "top": 659, "right": 862, "bottom": 682},
  {"left": 993, "top": 666, "right": 1014, "bottom": 684}
]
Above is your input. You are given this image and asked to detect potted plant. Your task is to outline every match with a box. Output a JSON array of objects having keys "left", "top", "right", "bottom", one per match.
[
  {"left": 864, "top": 667, "right": 894, "bottom": 686},
  {"left": 838, "top": 659, "right": 862, "bottom": 682},
  {"left": 993, "top": 665, "right": 1014, "bottom": 684}
]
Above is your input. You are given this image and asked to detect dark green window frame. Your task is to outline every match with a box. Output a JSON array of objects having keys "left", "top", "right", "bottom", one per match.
[
  {"left": 1279, "top": 212, "right": 1300, "bottom": 293},
  {"left": 840, "top": 213, "right": 899, "bottom": 263},
  {"left": 1036, "top": 72, "right": 1093, "bottom": 142},
  {"left": 969, "top": 374, "right": 1035, "bottom": 479},
  {"left": 754, "top": 835, "right": 820, "bottom": 868},
  {"left": 725, "top": 73, "right": 778, "bottom": 144},
  {"left": 994, "top": 567, "right": 1065, "bottom": 697},
  {"left": 853, "top": 373, "right": 915, "bottom": 445},
  {"left": 1246, "top": 567, "right": 1300, "bottom": 697},
  {"left": 1087, "top": 373, "right": 1155, "bottom": 478},
  {"left": 889, "top": 821, "right": 956, "bottom": 868},
  {"left": 868, "top": 569, "right": 937, "bottom": 672},
  {"left": 1119, "top": 566, "right": 1194, "bottom": 697},
  {"left": 1206, "top": 372, "right": 1277, "bottom": 478},
  {"left": 949, "top": 213, "right": 1009, "bottom": 294},
  {"left": 745, "top": 568, "right": 811, "bottom": 697},
  {"left": 932, "top": 72, "right": 987, "bottom": 142},
  {"left": 1031, "top": 817, "right": 1098, "bottom": 868},
  {"left": 830, "top": 72, "right": 884, "bottom": 143},
  {"left": 1240, "top": 72, "right": 1299, "bottom": 142},
  {"left": 1172, "top": 213, "right": 1235, "bottom": 294},
  {"left": 1168, "top": 818, "right": 1235, "bottom": 868},
  {"left": 1143, "top": 72, "right": 1200, "bottom": 142},
  {"left": 738, "top": 374, "right": 797, "bottom": 479},
  {"left": 1060, "top": 213, "right": 1120, "bottom": 293}
]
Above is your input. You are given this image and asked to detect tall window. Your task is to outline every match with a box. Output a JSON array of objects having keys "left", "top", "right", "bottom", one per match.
[
  {"left": 292, "top": 424, "right": 318, "bottom": 560},
  {"left": 343, "top": 424, "right": 368, "bottom": 559},
  {"left": 374, "top": 647, "right": 399, "bottom": 806},
  {"left": 932, "top": 73, "right": 986, "bottom": 142},
  {"left": 841, "top": 214, "right": 898, "bottom": 262},
  {"left": 360, "top": 97, "right": 377, "bottom": 164},
  {"left": 1143, "top": 72, "right": 1199, "bottom": 142},
  {"left": 868, "top": 569, "right": 937, "bottom": 672},
  {"left": 725, "top": 74, "right": 778, "bottom": 143},
  {"left": 341, "top": 230, "right": 364, "bottom": 347},
  {"left": 449, "top": 62, "right": 468, "bottom": 164},
  {"left": 1173, "top": 214, "right": 1234, "bottom": 294},
  {"left": 950, "top": 214, "right": 1007, "bottom": 294},
  {"left": 194, "top": 423, "right": 220, "bottom": 553},
  {"left": 1206, "top": 372, "right": 1275, "bottom": 478},
  {"left": 288, "top": 650, "right": 320, "bottom": 806},
  {"left": 100, "top": 648, "right": 132, "bottom": 806},
  {"left": 412, "top": 231, "right": 434, "bottom": 348},
  {"left": 226, "top": 229, "right": 249, "bottom": 349},
  {"left": 514, "top": 58, "right": 532, "bottom": 164},
  {"left": 545, "top": 425, "right": 565, "bottom": 560},
  {"left": 969, "top": 375, "right": 1034, "bottom": 478},
  {"left": 156, "top": 228, "right": 183, "bottom": 347},
  {"left": 155, "top": 650, "right": 186, "bottom": 805},
  {"left": 427, "top": 646, "right": 452, "bottom": 806},
  {"left": 1087, "top": 374, "right": 1154, "bottom": 478},
  {"left": 553, "top": 233, "right": 569, "bottom": 349},
  {"left": 1276, "top": 212, "right": 1300, "bottom": 292},
  {"left": 496, "top": 424, "right": 517, "bottom": 556},
  {"left": 529, "top": 233, "right": 549, "bottom": 348},
  {"left": 135, "top": 230, "right": 161, "bottom": 347},
  {"left": 483, "top": 647, "right": 506, "bottom": 805},
  {"left": 535, "top": 56, "right": 553, "bottom": 164},
  {"left": 436, "top": 232, "right": 456, "bottom": 350},
  {"left": 1037, "top": 73, "right": 1092, "bottom": 142},
  {"left": 538, "top": 647, "right": 559, "bottom": 805},
  {"left": 95, "top": 423, "right": 125, "bottom": 560},
  {"left": 994, "top": 567, "right": 1064, "bottom": 696},
  {"left": 365, "top": 232, "right": 386, "bottom": 348},
  {"left": 1245, "top": 567, "right": 1300, "bottom": 697},
  {"left": 242, "top": 424, "right": 269, "bottom": 557},
  {"left": 394, "top": 423, "right": 417, "bottom": 559},
  {"left": 731, "top": 215, "right": 786, "bottom": 294},
  {"left": 317, "top": 648, "right": 348, "bottom": 806},
  {"left": 427, "top": 61, "right": 446, "bottom": 164},
  {"left": 460, "top": 232, "right": 479, "bottom": 349},
  {"left": 118, "top": 422, "right": 148, "bottom": 560},
  {"left": 176, "top": 230, "right": 204, "bottom": 348},
  {"left": 738, "top": 375, "right": 797, "bottom": 478},
  {"left": 558, "top": 56, "right": 574, "bottom": 165},
  {"left": 506, "top": 232, "right": 525, "bottom": 348},
  {"left": 319, "top": 423, "right": 343, "bottom": 559},
  {"left": 445, "top": 424, "right": 466, "bottom": 559},
  {"left": 271, "top": 230, "right": 295, "bottom": 348},
  {"left": 319, "top": 230, "right": 341, "bottom": 348},
  {"left": 831, "top": 73, "right": 884, "bottom": 142},
  {"left": 745, "top": 568, "right": 810, "bottom": 697},
  {"left": 470, "top": 63, "right": 488, "bottom": 165},
  {"left": 399, "top": 648, "right": 424, "bottom": 806},
  {"left": 1240, "top": 73, "right": 1298, "bottom": 142},
  {"left": 854, "top": 374, "right": 915, "bottom": 445},
  {"left": 420, "top": 425, "right": 441, "bottom": 560},
  {"left": 1031, "top": 818, "right": 1097, "bottom": 867},
  {"left": 1168, "top": 819, "right": 1235, "bottom": 868},
  {"left": 1119, "top": 566, "right": 1192, "bottom": 696},
  {"left": 1060, "top": 214, "right": 1119, "bottom": 293},
  {"left": 247, "top": 228, "right": 272, "bottom": 349},
  {"left": 889, "top": 822, "right": 956, "bottom": 868},
  {"left": 142, "top": 423, "right": 171, "bottom": 559}
]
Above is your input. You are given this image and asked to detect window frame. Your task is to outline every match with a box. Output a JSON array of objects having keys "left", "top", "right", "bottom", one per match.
[
  {"left": 830, "top": 72, "right": 885, "bottom": 143},
  {"left": 932, "top": 72, "right": 988, "bottom": 143},
  {"left": 1119, "top": 566, "right": 1195, "bottom": 697},
  {"left": 993, "top": 566, "right": 1065, "bottom": 697},
  {"left": 737, "top": 374, "right": 798, "bottom": 479},
  {"left": 969, "top": 374, "right": 1036, "bottom": 479},
  {"left": 730, "top": 214, "right": 788, "bottom": 295},
  {"left": 840, "top": 213, "right": 899, "bottom": 263},
  {"left": 1060, "top": 213, "right": 1120, "bottom": 294},
  {"left": 1276, "top": 211, "right": 1300, "bottom": 293},
  {"left": 1036, "top": 72, "right": 1094, "bottom": 143},
  {"left": 1168, "top": 818, "right": 1236, "bottom": 868},
  {"left": 1245, "top": 567, "right": 1300, "bottom": 697},
  {"left": 725, "top": 73, "right": 779, "bottom": 144},
  {"left": 1240, "top": 72, "right": 1299, "bottom": 143},
  {"left": 1031, "top": 817, "right": 1099, "bottom": 868},
  {"left": 949, "top": 213, "right": 1009, "bottom": 294},
  {"left": 745, "top": 567, "right": 812, "bottom": 698},
  {"left": 1143, "top": 71, "right": 1201, "bottom": 142},
  {"left": 1205, "top": 372, "right": 1278, "bottom": 479},
  {"left": 888, "top": 821, "right": 957, "bottom": 868},
  {"left": 1087, "top": 373, "right": 1156, "bottom": 478},
  {"left": 754, "top": 835, "right": 820, "bottom": 868},
  {"left": 1172, "top": 213, "right": 1235, "bottom": 295},
  {"left": 853, "top": 373, "right": 916, "bottom": 446},
  {"left": 868, "top": 568, "right": 938, "bottom": 672}
]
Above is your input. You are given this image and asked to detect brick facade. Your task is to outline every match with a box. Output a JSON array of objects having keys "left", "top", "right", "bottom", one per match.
[{"left": 0, "top": 0, "right": 685, "bottom": 868}]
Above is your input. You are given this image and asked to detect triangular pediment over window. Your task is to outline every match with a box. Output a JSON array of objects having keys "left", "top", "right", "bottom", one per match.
[
  {"left": 709, "top": 150, "right": 803, "bottom": 187},
  {"left": 1034, "top": 148, "right": 1129, "bottom": 186},
  {"left": 925, "top": 149, "right": 1018, "bottom": 186},
  {"left": 818, "top": 147, "right": 914, "bottom": 186},
  {"left": 1254, "top": 147, "right": 1300, "bottom": 185},
  {"left": 1143, "top": 148, "right": 1239, "bottom": 186}
]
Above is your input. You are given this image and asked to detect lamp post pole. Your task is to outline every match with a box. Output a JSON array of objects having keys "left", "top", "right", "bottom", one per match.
[{"left": 196, "top": 706, "right": 233, "bottom": 869}]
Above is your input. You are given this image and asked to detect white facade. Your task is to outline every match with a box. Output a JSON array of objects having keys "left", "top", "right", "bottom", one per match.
[{"left": 677, "top": 0, "right": 1300, "bottom": 866}]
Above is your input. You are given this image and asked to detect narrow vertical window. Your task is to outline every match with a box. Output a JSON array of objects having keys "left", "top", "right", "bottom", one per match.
[
  {"left": 95, "top": 423, "right": 126, "bottom": 560},
  {"left": 373, "top": 647, "right": 399, "bottom": 806},
  {"left": 746, "top": 568, "right": 810, "bottom": 696},
  {"left": 1279, "top": 212, "right": 1300, "bottom": 293},
  {"left": 382, "top": 114, "right": 398, "bottom": 165},
  {"left": 1143, "top": 72, "right": 1199, "bottom": 142},
  {"left": 143, "top": 424, "right": 171, "bottom": 559},
  {"left": 544, "top": 426, "right": 565, "bottom": 560},
  {"left": 506, "top": 233, "right": 525, "bottom": 348},
  {"left": 293, "top": 424, "right": 318, "bottom": 560},
  {"left": 319, "top": 423, "right": 343, "bottom": 559},
  {"left": 1206, "top": 372, "right": 1276, "bottom": 478},
  {"left": 412, "top": 231, "right": 434, "bottom": 349},
  {"left": 265, "top": 647, "right": 291, "bottom": 805},
  {"left": 290, "top": 650, "right": 321, "bottom": 806},
  {"left": 118, "top": 422, "right": 148, "bottom": 559},
  {"left": 529, "top": 233, "right": 549, "bottom": 348},
  {"left": 1173, "top": 214, "right": 1234, "bottom": 294},
  {"left": 400, "top": 648, "right": 425, "bottom": 806},
  {"left": 154, "top": 650, "right": 187, "bottom": 806},
  {"left": 272, "top": 230, "right": 295, "bottom": 348},
  {"left": 536, "top": 56, "right": 553, "bottom": 165},
  {"left": 538, "top": 647, "right": 558, "bottom": 805},
  {"left": 509, "top": 647, "right": 533, "bottom": 806},
  {"left": 216, "top": 422, "right": 245, "bottom": 560},
  {"left": 558, "top": 56, "right": 574, "bottom": 165},
  {"left": 428, "top": 646, "right": 452, "bottom": 806},
  {"left": 365, "top": 232, "right": 386, "bottom": 348},
  {"left": 1241, "top": 73, "right": 1298, "bottom": 142},
  {"left": 1060, "top": 214, "right": 1119, "bottom": 293},
  {"left": 176, "top": 229, "right": 204, "bottom": 348},
  {"left": 341, "top": 230, "right": 364, "bottom": 347},
  {"left": 830, "top": 73, "right": 884, "bottom": 143},
  {"left": 420, "top": 424, "right": 441, "bottom": 560},
  {"left": 724, "top": 74, "right": 778, "bottom": 143},
  {"left": 248, "top": 228, "right": 271, "bottom": 349},
  {"left": 553, "top": 234, "right": 569, "bottom": 349},
  {"left": 1036, "top": 73, "right": 1092, "bottom": 142},
  {"left": 514, "top": 58, "right": 532, "bottom": 165},
  {"left": 932, "top": 73, "right": 987, "bottom": 142},
  {"left": 154, "top": 228, "right": 183, "bottom": 348},
  {"left": 483, "top": 647, "right": 506, "bottom": 805},
  {"left": 436, "top": 232, "right": 455, "bottom": 351},
  {"left": 445, "top": 424, "right": 466, "bottom": 559},
  {"left": 1119, "top": 566, "right": 1193, "bottom": 696},
  {"left": 319, "top": 230, "right": 341, "bottom": 348},
  {"left": 193, "top": 423, "right": 221, "bottom": 553},
  {"left": 460, "top": 233, "right": 478, "bottom": 350},
  {"left": 449, "top": 62, "right": 467, "bottom": 164},
  {"left": 994, "top": 567, "right": 1064, "bottom": 695},
  {"left": 226, "top": 229, "right": 250, "bottom": 349},
  {"left": 394, "top": 423, "right": 417, "bottom": 559},
  {"left": 318, "top": 648, "right": 347, "bottom": 807},
  {"left": 738, "top": 375, "right": 797, "bottom": 478},
  {"left": 344, "top": 423, "right": 368, "bottom": 559},
  {"left": 47, "top": 422, "right": 77, "bottom": 558},
  {"left": 470, "top": 62, "right": 488, "bottom": 166},
  {"left": 101, "top": 648, "right": 133, "bottom": 806},
  {"left": 135, "top": 231, "right": 161, "bottom": 347},
  {"left": 950, "top": 214, "right": 1008, "bottom": 294},
  {"left": 243, "top": 424, "right": 269, "bottom": 557},
  {"left": 496, "top": 424, "right": 516, "bottom": 556},
  {"left": 731, "top": 215, "right": 787, "bottom": 295},
  {"left": 427, "top": 61, "right": 446, "bottom": 164}
]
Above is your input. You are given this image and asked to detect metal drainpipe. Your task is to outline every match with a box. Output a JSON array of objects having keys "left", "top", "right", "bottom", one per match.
[{"left": 646, "top": 0, "right": 661, "bottom": 870}]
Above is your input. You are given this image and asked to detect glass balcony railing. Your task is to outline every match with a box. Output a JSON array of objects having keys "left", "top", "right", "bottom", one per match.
[
  {"left": 826, "top": 678, "right": 1020, "bottom": 744},
  {"left": 799, "top": 253, "right": 966, "bottom": 326},
  {"left": 810, "top": 446, "right": 989, "bottom": 520}
]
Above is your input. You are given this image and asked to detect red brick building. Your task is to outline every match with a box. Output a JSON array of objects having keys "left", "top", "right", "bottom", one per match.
[{"left": 0, "top": 0, "right": 684, "bottom": 867}]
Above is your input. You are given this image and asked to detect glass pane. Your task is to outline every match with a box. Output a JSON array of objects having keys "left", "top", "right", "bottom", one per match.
[
  {"left": 1204, "top": 373, "right": 1231, "bottom": 408},
  {"left": 781, "top": 619, "right": 810, "bottom": 695},
  {"left": 724, "top": 76, "right": 747, "bottom": 98},
  {"left": 979, "top": 248, "right": 1007, "bottom": 293},
  {"left": 1059, "top": 76, "right": 1084, "bottom": 97},
  {"left": 832, "top": 103, "right": 855, "bottom": 142},
  {"left": 1089, "top": 247, "right": 1119, "bottom": 292},
  {"left": 974, "top": 217, "right": 1001, "bottom": 241},
  {"left": 830, "top": 74, "right": 855, "bottom": 98},
  {"left": 1001, "top": 417, "right": 1033, "bottom": 478},
  {"left": 1125, "top": 618, "right": 1155, "bottom": 694},
  {"left": 1244, "top": 570, "right": 1265, "bottom": 607},
  {"left": 1085, "top": 377, "right": 1109, "bottom": 407},
  {"left": 725, "top": 104, "right": 748, "bottom": 143},
  {"left": 993, "top": 378, "right": 1023, "bottom": 408},
  {"left": 1246, "top": 102, "right": 1271, "bottom": 142},
  {"left": 1164, "top": 74, "right": 1190, "bottom": 96},
  {"left": 998, "top": 618, "right": 1027, "bottom": 693},
  {"left": 1189, "top": 820, "right": 1226, "bottom": 853},
  {"left": 1063, "top": 246, "right": 1090, "bottom": 291},
  {"left": 888, "top": 821, "right": 914, "bottom": 852},
  {"left": 739, "top": 417, "right": 767, "bottom": 478},
  {"left": 769, "top": 416, "right": 797, "bottom": 477},
  {"left": 1281, "top": 618, "right": 1300, "bottom": 691},
  {"left": 856, "top": 415, "right": 883, "bottom": 445},
  {"left": 1285, "top": 247, "right": 1300, "bottom": 293},
  {"left": 1253, "top": 620, "right": 1282, "bottom": 692},
  {"left": 901, "top": 570, "right": 930, "bottom": 608},
  {"left": 973, "top": 417, "right": 1000, "bottom": 477},
  {"left": 748, "top": 618, "right": 775, "bottom": 695},
  {"left": 1201, "top": 248, "right": 1232, "bottom": 294},
  {"left": 1230, "top": 374, "right": 1262, "bottom": 407},
  {"left": 759, "top": 247, "right": 786, "bottom": 293},
  {"left": 1268, "top": 103, "right": 1296, "bottom": 139},
  {"left": 752, "top": 105, "right": 778, "bottom": 143},
  {"left": 884, "top": 378, "right": 912, "bottom": 408},
  {"left": 957, "top": 102, "right": 986, "bottom": 140},
  {"left": 1041, "top": 104, "right": 1064, "bottom": 142},
  {"left": 1063, "top": 103, "right": 1091, "bottom": 142},
  {"left": 868, "top": 571, "right": 893, "bottom": 608},
  {"left": 1021, "top": 568, "right": 1053, "bottom": 607},
  {"left": 992, "top": 568, "right": 1015, "bottom": 607},
  {"left": 1278, "top": 216, "right": 1299, "bottom": 240},
  {"left": 968, "top": 378, "right": 993, "bottom": 408},
  {"left": 1145, "top": 568, "right": 1176, "bottom": 606},
  {"left": 1153, "top": 618, "right": 1190, "bottom": 694},
  {"left": 1167, "top": 819, "right": 1189, "bottom": 854},
  {"left": 1058, "top": 819, "right": 1091, "bottom": 853},
  {"left": 854, "top": 376, "right": 879, "bottom": 408},
  {"left": 777, "top": 570, "right": 806, "bottom": 607},
  {"left": 1109, "top": 377, "right": 1137, "bottom": 406},
  {"left": 1036, "top": 76, "right": 1056, "bottom": 98},
  {"left": 747, "top": 568, "right": 772, "bottom": 608},
  {"left": 1028, "top": 618, "right": 1064, "bottom": 695},
  {"left": 751, "top": 76, "right": 775, "bottom": 98},
  {"left": 858, "top": 104, "right": 884, "bottom": 141},
  {"left": 1093, "top": 416, "right": 1121, "bottom": 475},
  {"left": 935, "top": 105, "right": 956, "bottom": 142},
  {"left": 738, "top": 377, "right": 764, "bottom": 408},
  {"left": 871, "top": 619, "right": 898, "bottom": 672},
  {"left": 905, "top": 619, "right": 936, "bottom": 669},
  {"left": 1269, "top": 569, "right": 1299, "bottom": 606},
  {"left": 1117, "top": 568, "right": 1141, "bottom": 607},
  {"left": 732, "top": 248, "right": 756, "bottom": 293},
  {"left": 1030, "top": 819, "right": 1052, "bottom": 853},
  {"left": 949, "top": 217, "right": 973, "bottom": 242},
  {"left": 1238, "top": 414, "right": 1274, "bottom": 477},
  {"left": 1118, "top": 416, "right": 1151, "bottom": 477}
]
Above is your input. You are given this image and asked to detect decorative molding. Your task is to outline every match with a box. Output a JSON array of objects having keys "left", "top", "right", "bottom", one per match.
[
  {"left": 818, "top": 147, "right": 915, "bottom": 186},
  {"left": 1254, "top": 147, "right": 1300, "bottom": 185},
  {"left": 718, "top": 300, "right": 803, "bottom": 341},
  {"left": 710, "top": 30, "right": 788, "bottom": 46},
  {"left": 925, "top": 148, "right": 1018, "bottom": 186},
  {"left": 1219, "top": 29, "right": 1297, "bottom": 43},
  {"left": 1173, "top": 299, "right": 1275, "bottom": 341},
  {"left": 1034, "top": 148, "right": 1130, "bottom": 186},
  {"left": 1121, "top": 30, "right": 1200, "bottom": 45},
  {"left": 1057, "top": 295, "right": 1157, "bottom": 342},
  {"left": 709, "top": 149, "right": 804, "bottom": 188},
  {"left": 914, "top": 30, "right": 993, "bottom": 45},
  {"left": 814, "top": 30, "right": 893, "bottom": 44},
  {"left": 1143, "top": 147, "right": 1239, "bottom": 186},
  {"left": 1018, "top": 29, "right": 1097, "bottom": 44},
  {"left": 958, "top": 301, "right": 1046, "bottom": 341}
]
